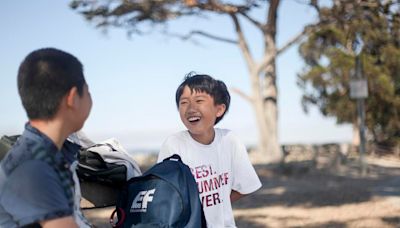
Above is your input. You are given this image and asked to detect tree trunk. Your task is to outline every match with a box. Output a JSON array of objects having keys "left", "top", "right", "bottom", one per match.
[
  {"left": 259, "top": 0, "right": 282, "bottom": 162},
  {"left": 249, "top": 72, "right": 270, "bottom": 162},
  {"left": 230, "top": 0, "right": 283, "bottom": 163},
  {"left": 262, "top": 69, "right": 282, "bottom": 162},
  {"left": 249, "top": 68, "right": 282, "bottom": 163}
]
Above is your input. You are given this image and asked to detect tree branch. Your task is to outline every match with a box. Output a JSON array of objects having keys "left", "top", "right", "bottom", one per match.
[
  {"left": 231, "top": 87, "right": 253, "bottom": 103},
  {"left": 265, "top": 0, "right": 279, "bottom": 36},
  {"left": 277, "top": 25, "right": 313, "bottom": 55},
  {"left": 230, "top": 13, "right": 256, "bottom": 70},
  {"left": 239, "top": 12, "right": 264, "bottom": 30},
  {"left": 190, "top": 0, "right": 249, "bottom": 14},
  {"left": 257, "top": 25, "right": 315, "bottom": 74},
  {"left": 309, "top": 0, "right": 320, "bottom": 14},
  {"left": 169, "top": 30, "right": 238, "bottom": 44}
]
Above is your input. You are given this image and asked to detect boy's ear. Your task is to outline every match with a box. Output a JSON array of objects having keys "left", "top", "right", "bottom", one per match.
[
  {"left": 216, "top": 104, "right": 226, "bottom": 117},
  {"left": 66, "top": 86, "right": 78, "bottom": 108}
]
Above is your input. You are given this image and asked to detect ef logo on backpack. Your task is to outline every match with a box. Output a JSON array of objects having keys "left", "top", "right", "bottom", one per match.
[
  {"left": 110, "top": 154, "right": 207, "bottom": 228},
  {"left": 130, "top": 189, "right": 156, "bottom": 212}
]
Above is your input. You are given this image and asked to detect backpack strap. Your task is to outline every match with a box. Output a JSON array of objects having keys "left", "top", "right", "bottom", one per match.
[
  {"left": 110, "top": 207, "right": 126, "bottom": 228},
  {"left": 163, "top": 154, "right": 208, "bottom": 227}
]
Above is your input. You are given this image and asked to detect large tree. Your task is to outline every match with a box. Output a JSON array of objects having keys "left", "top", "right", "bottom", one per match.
[
  {"left": 70, "top": 0, "right": 315, "bottom": 162},
  {"left": 298, "top": 0, "right": 400, "bottom": 149}
]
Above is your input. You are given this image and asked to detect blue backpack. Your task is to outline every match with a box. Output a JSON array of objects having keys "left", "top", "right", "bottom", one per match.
[{"left": 110, "top": 154, "right": 206, "bottom": 228}]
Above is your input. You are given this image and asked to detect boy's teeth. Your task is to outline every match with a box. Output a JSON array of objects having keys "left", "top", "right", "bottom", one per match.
[{"left": 188, "top": 117, "right": 200, "bottom": 122}]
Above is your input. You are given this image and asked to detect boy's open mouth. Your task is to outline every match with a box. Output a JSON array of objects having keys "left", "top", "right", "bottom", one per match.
[{"left": 188, "top": 116, "right": 201, "bottom": 123}]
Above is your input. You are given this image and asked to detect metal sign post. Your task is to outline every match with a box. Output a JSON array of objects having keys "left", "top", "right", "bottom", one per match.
[{"left": 350, "top": 34, "right": 368, "bottom": 176}]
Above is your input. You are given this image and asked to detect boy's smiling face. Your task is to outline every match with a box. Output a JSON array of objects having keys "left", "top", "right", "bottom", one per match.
[{"left": 178, "top": 86, "right": 226, "bottom": 144}]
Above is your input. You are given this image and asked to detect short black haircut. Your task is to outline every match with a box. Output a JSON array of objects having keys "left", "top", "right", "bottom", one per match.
[
  {"left": 17, "top": 48, "right": 86, "bottom": 120},
  {"left": 176, "top": 72, "right": 230, "bottom": 125}
]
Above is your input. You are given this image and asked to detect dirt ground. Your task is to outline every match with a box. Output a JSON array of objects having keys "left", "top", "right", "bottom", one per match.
[{"left": 83, "top": 153, "right": 400, "bottom": 228}]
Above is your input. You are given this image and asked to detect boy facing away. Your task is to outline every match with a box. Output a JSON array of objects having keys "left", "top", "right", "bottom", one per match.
[
  {"left": 0, "top": 48, "right": 92, "bottom": 227},
  {"left": 157, "top": 73, "right": 262, "bottom": 227}
]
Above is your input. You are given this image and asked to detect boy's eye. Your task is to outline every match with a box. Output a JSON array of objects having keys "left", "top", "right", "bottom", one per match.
[
  {"left": 196, "top": 99, "right": 204, "bottom": 103},
  {"left": 179, "top": 101, "right": 188, "bottom": 105}
]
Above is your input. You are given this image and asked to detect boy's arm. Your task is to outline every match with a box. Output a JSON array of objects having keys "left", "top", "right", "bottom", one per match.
[
  {"left": 229, "top": 132, "right": 262, "bottom": 196},
  {"left": 230, "top": 190, "right": 245, "bottom": 202},
  {"left": 40, "top": 216, "right": 78, "bottom": 228}
]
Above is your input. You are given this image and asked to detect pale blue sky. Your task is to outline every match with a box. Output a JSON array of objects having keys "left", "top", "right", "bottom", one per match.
[{"left": 0, "top": 0, "right": 352, "bottom": 151}]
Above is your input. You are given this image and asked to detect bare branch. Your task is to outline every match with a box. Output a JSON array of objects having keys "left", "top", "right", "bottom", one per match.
[
  {"left": 168, "top": 30, "right": 238, "bottom": 44},
  {"left": 293, "top": 0, "right": 320, "bottom": 13},
  {"left": 189, "top": 0, "right": 250, "bottom": 14},
  {"left": 239, "top": 12, "right": 264, "bottom": 29},
  {"left": 231, "top": 87, "right": 253, "bottom": 103},
  {"left": 230, "top": 13, "right": 256, "bottom": 70},
  {"left": 265, "top": 0, "right": 279, "bottom": 36},
  {"left": 257, "top": 25, "right": 316, "bottom": 74},
  {"left": 277, "top": 25, "right": 314, "bottom": 55},
  {"left": 309, "top": 0, "right": 320, "bottom": 13}
]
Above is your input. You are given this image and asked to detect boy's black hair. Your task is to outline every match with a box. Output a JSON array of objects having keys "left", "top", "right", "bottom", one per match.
[
  {"left": 17, "top": 48, "right": 86, "bottom": 120},
  {"left": 176, "top": 72, "right": 230, "bottom": 125}
]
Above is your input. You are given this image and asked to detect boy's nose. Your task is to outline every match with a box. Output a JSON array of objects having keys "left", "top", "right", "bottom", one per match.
[{"left": 186, "top": 105, "right": 198, "bottom": 115}]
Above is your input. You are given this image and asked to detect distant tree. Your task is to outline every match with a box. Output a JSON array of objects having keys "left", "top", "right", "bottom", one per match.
[
  {"left": 298, "top": 0, "right": 400, "bottom": 150},
  {"left": 70, "top": 0, "right": 317, "bottom": 162}
]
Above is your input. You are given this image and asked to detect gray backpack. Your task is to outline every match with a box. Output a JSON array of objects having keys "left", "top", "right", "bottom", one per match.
[{"left": 0, "top": 135, "right": 19, "bottom": 160}]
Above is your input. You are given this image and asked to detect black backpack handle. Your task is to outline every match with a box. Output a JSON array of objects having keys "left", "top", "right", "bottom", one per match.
[{"left": 163, "top": 154, "right": 182, "bottom": 162}]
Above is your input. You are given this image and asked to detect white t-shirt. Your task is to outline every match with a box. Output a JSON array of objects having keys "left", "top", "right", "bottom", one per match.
[{"left": 158, "top": 128, "right": 262, "bottom": 228}]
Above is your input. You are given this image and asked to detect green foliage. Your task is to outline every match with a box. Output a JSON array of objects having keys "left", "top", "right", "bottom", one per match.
[{"left": 299, "top": 0, "right": 400, "bottom": 147}]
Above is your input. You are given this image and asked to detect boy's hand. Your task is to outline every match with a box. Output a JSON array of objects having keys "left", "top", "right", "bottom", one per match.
[{"left": 230, "top": 190, "right": 245, "bottom": 202}]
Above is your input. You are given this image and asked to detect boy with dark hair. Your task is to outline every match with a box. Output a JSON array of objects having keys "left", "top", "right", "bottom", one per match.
[
  {"left": 0, "top": 48, "right": 93, "bottom": 227},
  {"left": 158, "top": 73, "right": 261, "bottom": 227}
]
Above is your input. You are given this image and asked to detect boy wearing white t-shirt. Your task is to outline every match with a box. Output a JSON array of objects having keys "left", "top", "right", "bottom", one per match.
[{"left": 157, "top": 73, "right": 262, "bottom": 228}]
